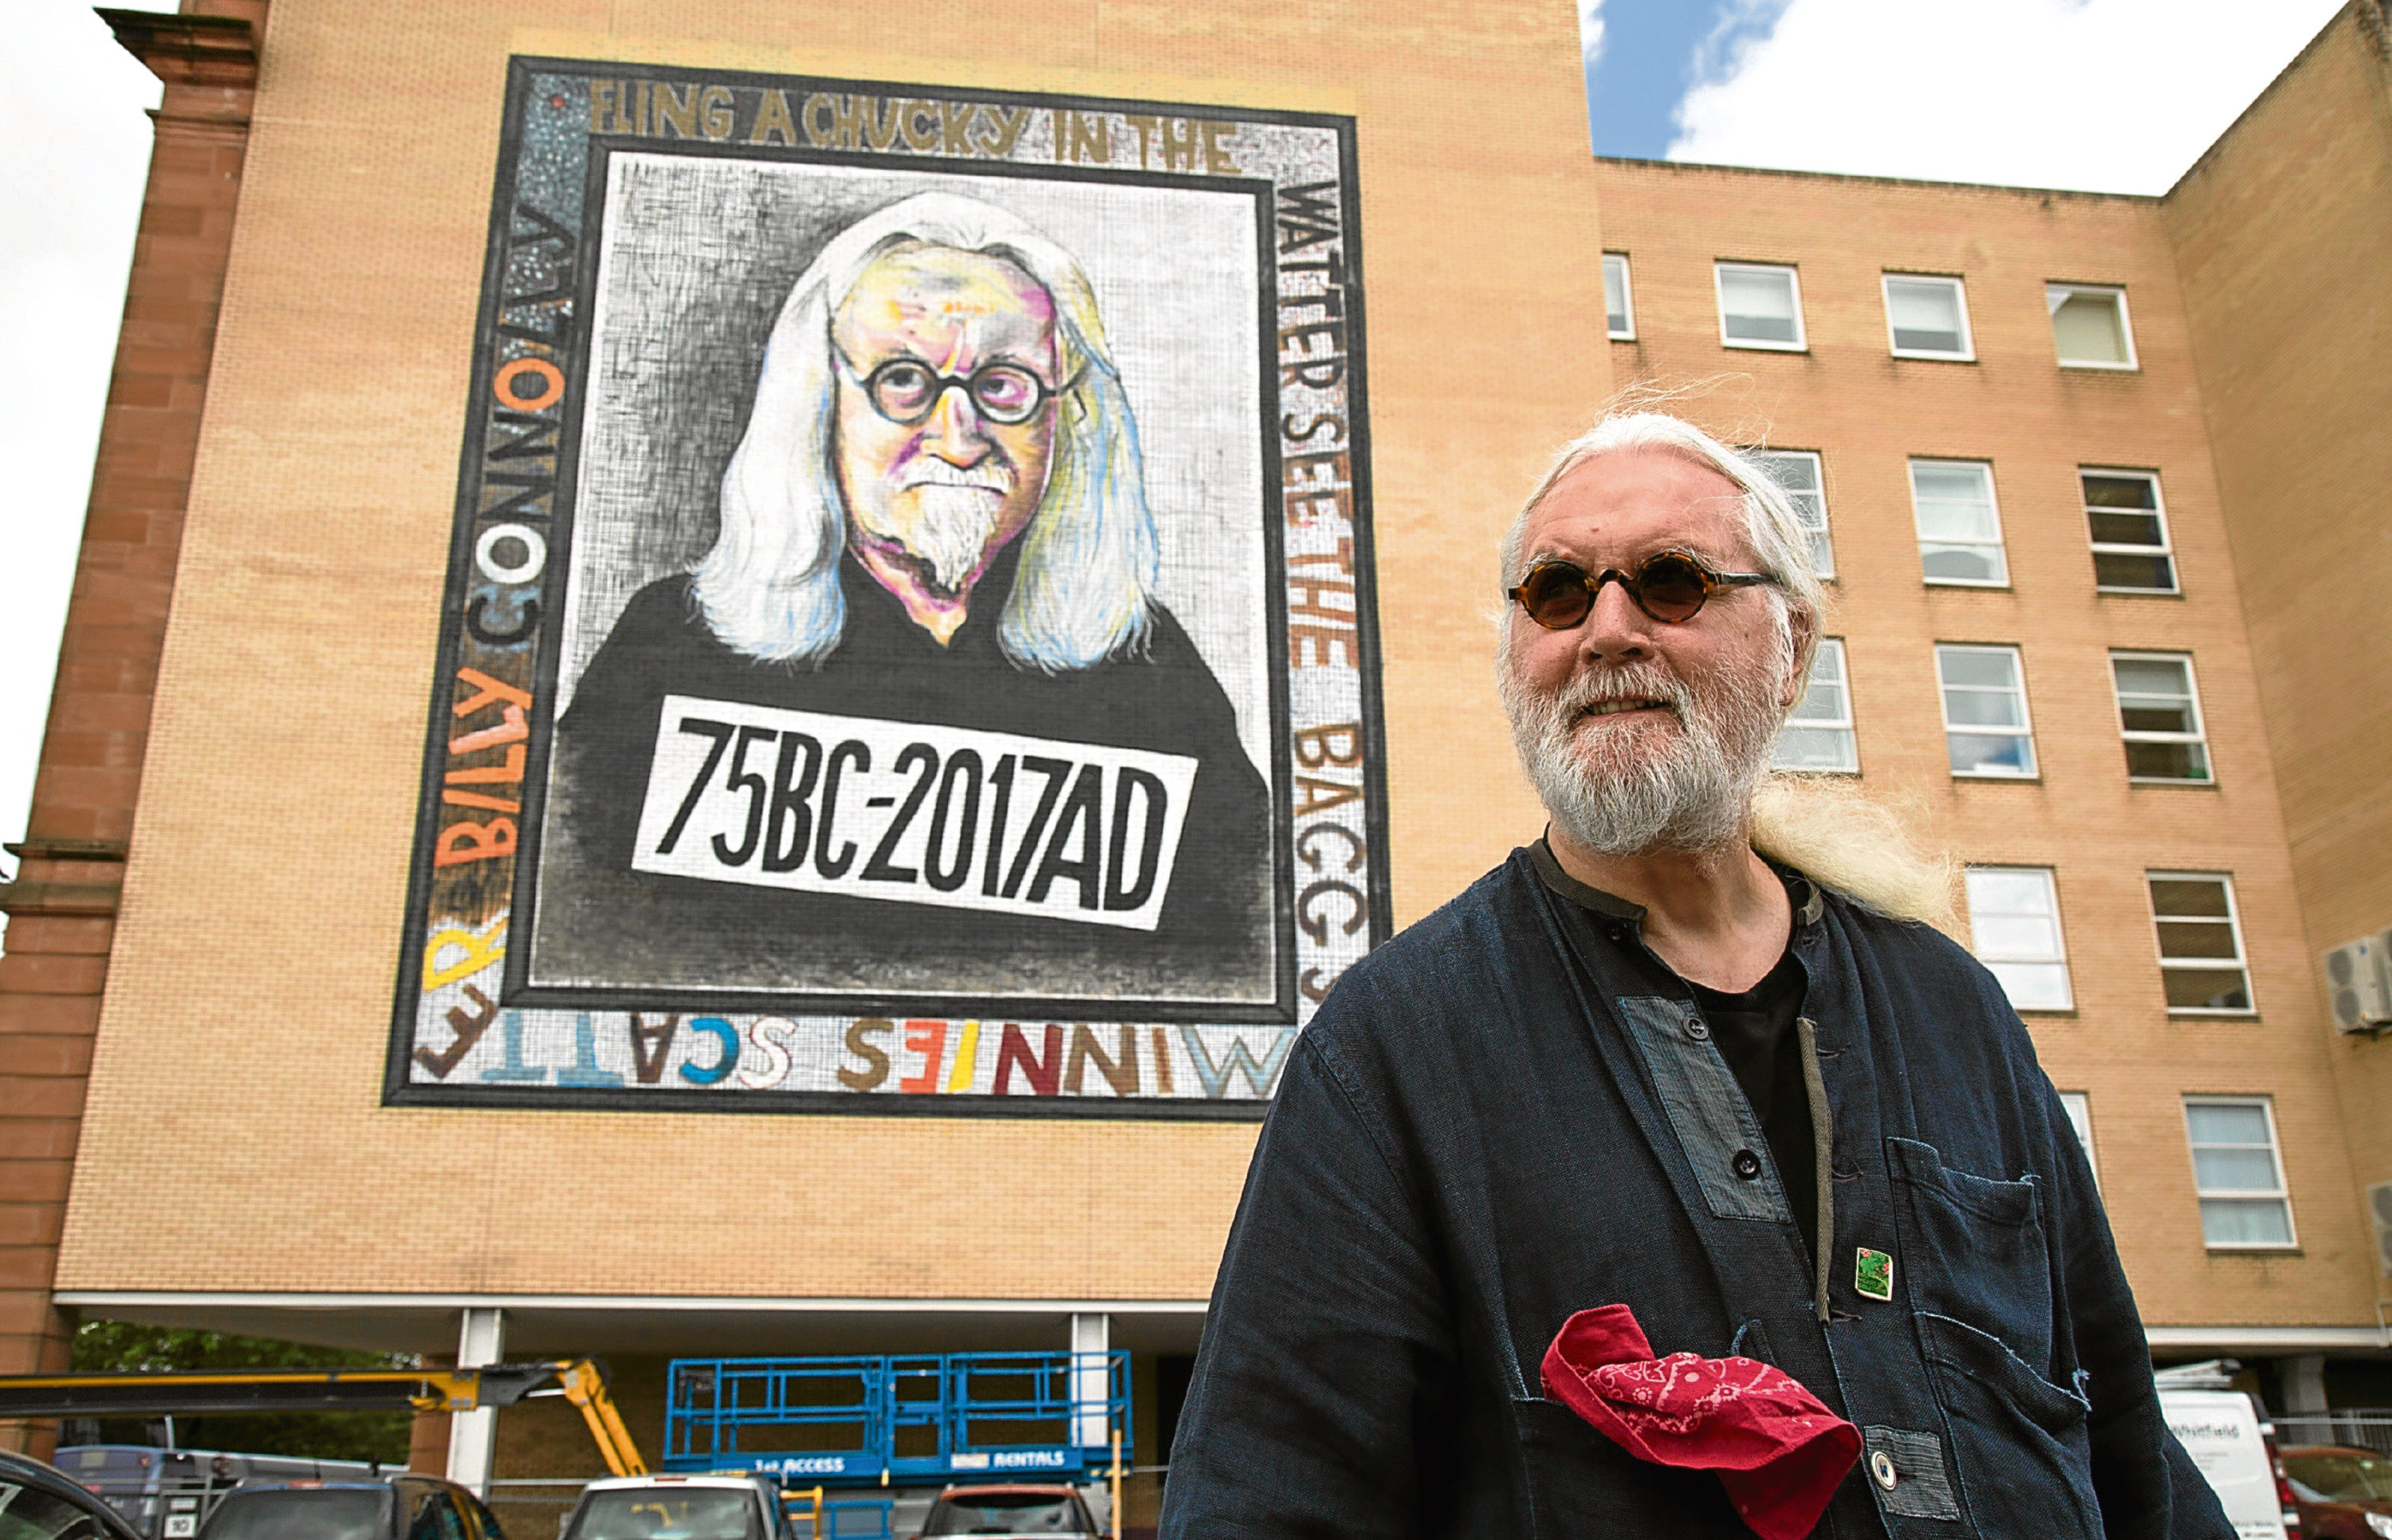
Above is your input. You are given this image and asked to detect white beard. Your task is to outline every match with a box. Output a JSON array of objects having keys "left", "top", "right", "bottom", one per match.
[
  {"left": 1497, "top": 638, "right": 1789, "bottom": 856},
  {"left": 900, "top": 485, "right": 1004, "bottom": 591}
]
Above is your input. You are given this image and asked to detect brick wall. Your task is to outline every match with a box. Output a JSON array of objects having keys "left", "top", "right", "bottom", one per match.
[
  {"left": 0, "top": 0, "right": 262, "bottom": 1454},
  {"left": 45, "top": 0, "right": 1605, "bottom": 1306},
  {"left": 2164, "top": 0, "right": 2392, "bottom": 1284},
  {"left": 1591, "top": 153, "right": 2377, "bottom": 1326}
]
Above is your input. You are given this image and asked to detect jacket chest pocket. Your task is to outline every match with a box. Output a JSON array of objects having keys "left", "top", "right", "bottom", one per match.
[{"left": 1886, "top": 1137, "right": 2055, "bottom": 1376}]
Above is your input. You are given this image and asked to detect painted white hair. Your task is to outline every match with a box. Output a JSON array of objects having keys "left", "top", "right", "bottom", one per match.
[
  {"left": 694, "top": 192, "right": 1159, "bottom": 672},
  {"left": 1497, "top": 410, "right": 1956, "bottom": 925}
]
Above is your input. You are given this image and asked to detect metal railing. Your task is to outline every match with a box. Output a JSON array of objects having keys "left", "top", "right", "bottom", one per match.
[
  {"left": 665, "top": 1351, "right": 1131, "bottom": 1486},
  {"left": 2271, "top": 1410, "right": 2392, "bottom": 1455}
]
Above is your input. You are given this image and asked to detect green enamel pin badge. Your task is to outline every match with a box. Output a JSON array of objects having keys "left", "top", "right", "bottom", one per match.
[{"left": 1855, "top": 1247, "right": 1894, "bottom": 1302}]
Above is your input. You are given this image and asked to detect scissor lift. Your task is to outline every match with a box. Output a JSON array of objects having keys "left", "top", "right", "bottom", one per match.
[{"left": 664, "top": 1352, "right": 1131, "bottom": 1488}]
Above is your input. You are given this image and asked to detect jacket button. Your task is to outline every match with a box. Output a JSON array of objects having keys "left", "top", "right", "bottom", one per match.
[
  {"left": 1731, "top": 1149, "right": 1763, "bottom": 1181},
  {"left": 1686, "top": 1017, "right": 1710, "bottom": 1040},
  {"left": 1871, "top": 1449, "right": 1898, "bottom": 1490}
]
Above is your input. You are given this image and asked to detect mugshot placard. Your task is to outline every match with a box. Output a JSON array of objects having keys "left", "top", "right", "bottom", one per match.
[{"left": 387, "top": 60, "right": 1387, "bottom": 1116}]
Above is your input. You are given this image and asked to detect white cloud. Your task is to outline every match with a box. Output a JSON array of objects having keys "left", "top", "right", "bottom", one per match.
[
  {"left": 1667, "top": 0, "right": 2348, "bottom": 194},
  {"left": 1580, "top": 0, "right": 1607, "bottom": 72},
  {"left": 0, "top": 1, "right": 172, "bottom": 868}
]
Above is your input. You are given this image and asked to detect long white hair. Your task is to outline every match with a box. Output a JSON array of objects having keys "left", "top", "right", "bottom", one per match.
[
  {"left": 694, "top": 192, "right": 1159, "bottom": 672},
  {"left": 1497, "top": 411, "right": 1956, "bottom": 925}
]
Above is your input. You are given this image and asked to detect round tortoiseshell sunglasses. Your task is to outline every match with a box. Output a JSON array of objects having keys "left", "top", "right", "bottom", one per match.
[{"left": 1507, "top": 550, "right": 1779, "bottom": 628}]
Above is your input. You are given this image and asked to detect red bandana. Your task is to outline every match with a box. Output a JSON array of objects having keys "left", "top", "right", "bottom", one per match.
[{"left": 1541, "top": 1304, "right": 1861, "bottom": 1540}]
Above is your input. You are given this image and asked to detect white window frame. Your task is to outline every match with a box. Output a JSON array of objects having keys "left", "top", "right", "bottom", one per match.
[
  {"left": 2183, "top": 1095, "right": 2297, "bottom": 1251},
  {"left": 2057, "top": 1091, "right": 2099, "bottom": 1188},
  {"left": 1935, "top": 643, "right": 2038, "bottom": 780},
  {"left": 2148, "top": 870, "right": 2256, "bottom": 1016},
  {"left": 2048, "top": 282, "right": 2139, "bottom": 371},
  {"left": 1910, "top": 458, "right": 2009, "bottom": 587},
  {"left": 1714, "top": 261, "right": 1807, "bottom": 352},
  {"left": 1749, "top": 448, "right": 1833, "bottom": 578},
  {"left": 1603, "top": 252, "right": 1635, "bottom": 341},
  {"left": 2111, "top": 650, "right": 2213, "bottom": 784},
  {"left": 1883, "top": 273, "right": 1975, "bottom": 361},
  {"left": 1964, "top": 866, "right": 2073, "bottom": 1011},
  {"left": 1773, "top": 637, "right": 1859, "bottom": 775},
  {"left": 2083, "top": 467, "right": 2178, "bottom": 595}
]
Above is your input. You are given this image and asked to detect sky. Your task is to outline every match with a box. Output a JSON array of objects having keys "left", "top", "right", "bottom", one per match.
[
  {"left": 0, "top": 0, "right": 2359, "bottom": 879},
  {"left": 1584, "top": 0, "right": 2347, "bottom": 189}
]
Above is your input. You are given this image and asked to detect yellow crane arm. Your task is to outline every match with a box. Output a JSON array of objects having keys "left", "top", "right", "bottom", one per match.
[
  {"left": 0, "top": 1357, "right": 647, "bottom": 1477},
  {"left": 552, "top": 1358, "right": 648, "bottom": 1477}
]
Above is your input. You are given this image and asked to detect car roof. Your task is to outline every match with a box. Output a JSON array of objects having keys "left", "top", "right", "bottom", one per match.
[
  {"left": 935, "top": 1484, "right": 1081, "bottom": 1498},
  {"left": 583, "top": 1475, "right": 765, "bottom": 1491},
  {"left": 0, "top": 1448, "right": 151, "bottom": 1540}
]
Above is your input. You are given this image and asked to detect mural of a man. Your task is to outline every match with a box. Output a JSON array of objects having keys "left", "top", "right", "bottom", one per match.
[{"left": 537, "top": 192, "right": 1277, "bottom": 1000}]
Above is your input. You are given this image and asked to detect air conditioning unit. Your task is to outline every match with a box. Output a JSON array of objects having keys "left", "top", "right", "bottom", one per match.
[
  {"left": 2368, "top": 1181, "right": 2392, "bottom": 1280},
  {"left": 2322, "top": 933, "right": 2392, "bottom": 1034}
]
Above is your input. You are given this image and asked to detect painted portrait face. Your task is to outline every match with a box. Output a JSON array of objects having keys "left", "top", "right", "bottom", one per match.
[{"left": 831, "top": 244, "right": 1061, "bottom": 603}]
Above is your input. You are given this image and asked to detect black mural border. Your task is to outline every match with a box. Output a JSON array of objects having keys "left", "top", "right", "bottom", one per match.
[{"left": 386, "top": 56, "right": 1384, "bottom": 1117}]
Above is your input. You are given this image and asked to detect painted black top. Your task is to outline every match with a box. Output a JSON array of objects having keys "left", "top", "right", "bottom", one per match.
[
  {"left": 1159, "top": 847, "right": 2231, "bottom": 1540},
  {"left": 525, "top": 543, "right": 1277, "bottom": 1010}
]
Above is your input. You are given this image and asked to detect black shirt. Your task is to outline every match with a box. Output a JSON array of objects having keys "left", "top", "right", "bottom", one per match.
[
  {"left": 1687, "top": 941, "right": 1816, "bottom": 1264},
  {"left": 1530, "top": 841, "right": 1817, "bottom": 1264}
]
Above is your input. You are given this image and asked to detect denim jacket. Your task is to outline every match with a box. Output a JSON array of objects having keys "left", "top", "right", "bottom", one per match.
[{"left": 1160, "top": 847, "right": 2230, "bottom": 1540}]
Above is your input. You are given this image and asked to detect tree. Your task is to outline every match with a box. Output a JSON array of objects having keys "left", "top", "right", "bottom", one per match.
[{"left": 69, "top": 1320, "right": 416, "bottom": 1464}]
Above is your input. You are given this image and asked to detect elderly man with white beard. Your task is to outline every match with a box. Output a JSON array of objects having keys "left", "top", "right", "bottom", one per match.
[{"left": 1159, "top": 413, "right": 2232, "bottom": 1540}]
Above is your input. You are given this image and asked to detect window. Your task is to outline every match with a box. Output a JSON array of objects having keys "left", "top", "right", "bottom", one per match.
[
  {"left": 2057, "top": 1091, "right": 2099, "bottom": 1187},
  {"left": 2083, "top": 469, "right": 2177, "bottom": 592},
  {"left": 1884, "top": 273, "right": 1974, "bottom": 359},
  {"left": 1603, "top": 253, "right": 1635, "bottom": 340},
  {"left": 2183, "top": 1097, "right": 2295, "bottom": 1247},
  {"left": 1716, "top": 262, "right": 1805, "bottom": 350},
  {"left": 1936, "top": 644, "right": 2037, "bottom": 777},
  {"left": 2049, "top": 283, "right": 2137, "bottom": 368},
  {"left": 1774, "top": 638, "right": 1859, "bottom": 772},
  {"left": 2111, "top": 653, "right": 2211, "bottom": 782},
  {"left": 2150, "top": 872, "right": 2254, "bottom": 1013},
  {"left": 1750, "top": 449, "right": 1833, "bottom": 576},
  {"left": 1965, "top": 866, "right": 2072, "bottom": 1010},
  {"left": 1910, "top": 459, "right": 2008, "bottom": 585}
]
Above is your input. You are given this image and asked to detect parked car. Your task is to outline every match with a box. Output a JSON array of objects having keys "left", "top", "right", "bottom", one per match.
[
  {"left": 561, "top": 1475, "right": 788, "bottom": 1540},
  {"left": 57, "top": 1444, "right": 384, "bottom": 1538},
  {"left": 0, "top": 1447, "right": 147, "bottom": 1540},
  {"left": 192, "top": 1475, "right": 502, "bottom": 1540},
  {"left": 2280, "top": 1446, "right": 2392, "bottom": 1539},
  {"left": 915, "top": 1485, "right": 1096, "bottom": 1538}
]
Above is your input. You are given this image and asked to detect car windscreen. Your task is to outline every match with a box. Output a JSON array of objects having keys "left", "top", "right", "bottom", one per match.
[
  {"left": 2283, "top": 1453, "right": 2392, "bottom": 1502},
  {"left": 0, "top": 1481, "right": 117, "bottom": 1540},
  {"left": 566, "top": 1491, "right": 758, "bottom": 1540},
  {"left": 199, "top": 1489, "right": 391, "bottom": 1540},
  {"left": 923, "top": 1493, "right": 1092, "bottom": 1536}
]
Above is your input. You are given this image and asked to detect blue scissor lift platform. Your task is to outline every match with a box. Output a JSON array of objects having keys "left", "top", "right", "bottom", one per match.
[{"left": 665, "top": 1352, "right": 1132, "bottom": 1490}]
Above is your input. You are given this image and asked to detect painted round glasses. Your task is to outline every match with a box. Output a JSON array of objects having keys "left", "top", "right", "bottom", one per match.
[
  {"left": 1507, "top": 551, "right": 1779, "bottom": 628},
  {"left": 850, "top": 357, "right": 1055, "bottom": 426}
]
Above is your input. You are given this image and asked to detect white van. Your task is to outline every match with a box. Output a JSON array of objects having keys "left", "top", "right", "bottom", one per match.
[{"left": 2157, "top": 1363, "right": 2295, "bottom": 1540}]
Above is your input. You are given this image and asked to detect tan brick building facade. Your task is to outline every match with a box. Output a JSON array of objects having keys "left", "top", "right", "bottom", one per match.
[{"left": 2, "top": 0, "right": 2385, "bottom": 1513}]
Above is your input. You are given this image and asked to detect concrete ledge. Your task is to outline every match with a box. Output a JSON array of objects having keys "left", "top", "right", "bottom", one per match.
[{"left": 51, "top": 1291, "right": 1213, "bottom": 1357}]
